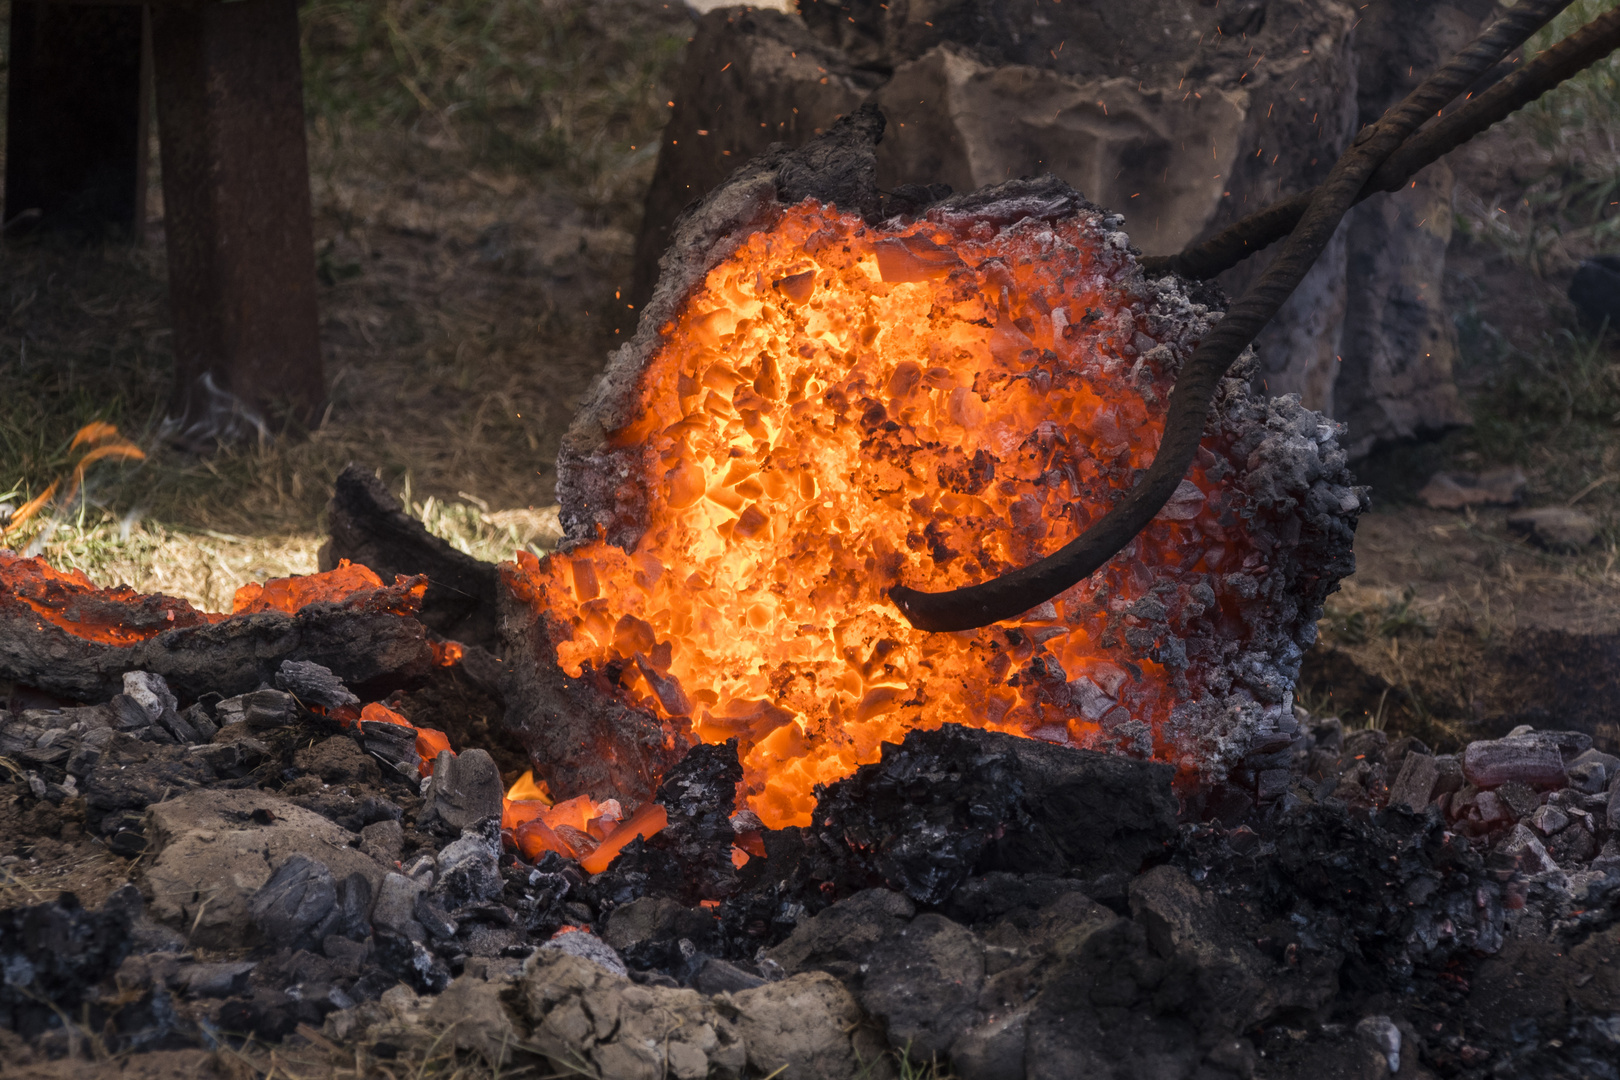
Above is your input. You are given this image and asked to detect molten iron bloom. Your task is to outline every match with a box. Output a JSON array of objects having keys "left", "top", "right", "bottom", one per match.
[{"left": 507, "top": 184, "right": 1360, "bottom": 828}]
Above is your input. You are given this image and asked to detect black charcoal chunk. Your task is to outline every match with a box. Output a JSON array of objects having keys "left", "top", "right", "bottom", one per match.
[
  {"left": 173, "top": 961, "right": 257, "bottom": 998},
  {"left": 248, "top": 853, "right": 338, "bottom": 948},
  {"left": 373, "top": 930, "right": 451, "bottom": 993},
  {"left": 589, "top": 740, "right": 745, "bottom": 909},
  {"left": 330, "top": 873, "right": 374, "bottom": 942},
  {"left": 0, "top": 889, "right": 137, "bottom": 1039},
  {"left": 179, "top": 702, "right": 218, "bottom": 741},
  {"left": 810, "top": 725, "right": 1177, "bottom": 905},
  {"left": 243, "top": 689, "right": 300, "bottom": 729},
  {"left": 359, "top": 719, "right": 418, "bottom": 776},
  {"left": 693, "top": 956, "right": 766, "bottom": 994},
  {"left": 433, "top": 819, "right": 505, "bottom": 907},
  {"left": 276, "top": 659, "right": 360, "bottom": 709},
  {"left": 419, "top": 748, "right": 503, "bottom": 833},
  {"left": 414, "top": 890, "right": 459, "bottom": 940},
  {"left": 371, "top": 872, "right": 429, "bottom": 943}
]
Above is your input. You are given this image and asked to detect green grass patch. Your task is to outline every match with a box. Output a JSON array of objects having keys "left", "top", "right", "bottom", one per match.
[{"left": 300, "top": 0, "right": 687, "bottom": 214}]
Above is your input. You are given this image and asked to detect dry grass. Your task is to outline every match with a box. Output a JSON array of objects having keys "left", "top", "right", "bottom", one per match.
[{"left": 0, "top": 0, "right": 689, "bottom": 603}]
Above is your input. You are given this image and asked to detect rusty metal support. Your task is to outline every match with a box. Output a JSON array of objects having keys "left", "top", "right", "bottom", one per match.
[
  {"left": 3, "top": 2, "right": 149, "bottom": 236},
  {"left": 150, "top": 0, "right": 324, "bottom": 441}
]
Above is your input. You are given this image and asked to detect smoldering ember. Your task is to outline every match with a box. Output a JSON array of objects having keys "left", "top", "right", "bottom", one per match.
[{"left": 5, "top": 19, "right": 1620, "bottom": 1080}]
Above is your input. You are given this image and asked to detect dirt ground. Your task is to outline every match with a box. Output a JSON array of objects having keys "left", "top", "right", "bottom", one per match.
[
  {"left": 1297, "top": 32, "right": 1620, "bottom": 757},
  {"left": 1302, "top": 504, "right": 1620, "bottom": 752}
]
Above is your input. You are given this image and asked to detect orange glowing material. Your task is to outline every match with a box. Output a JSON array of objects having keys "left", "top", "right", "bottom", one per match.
[
  {"left": 736, "top": 830, "right": 766, "bottom": 859},
  {"left": 360, "top": 701, "right": 413, "bottom": 728},
  {"left": 231, "top": 559, "right": 426, "bottom": 617},
  {"left": 0, "top": 552, "right": 430, "bottom": 647},
  {"left": 353, "top": 702, "right": 452, "bottom": 776},
  {"left": 507, "top": 200, "right": 1253, "bottom": 828},
  {"left": 503, "top": 766, "right": 630, "bottom": 863},
  {"left": 513, "top": 817, "right": 572, "bottom": 861},
  {"left": 415, "top": 727, "right": 453, "bottom": 769},
  {"left": 430, "top": 639, "right": 466, "bottom": 667},
  {"left": 70, "top": 422, "right": 122, "bottom": 450},
  {"left": 579, "top": 800, "right": 669, "bottom": 875},
  {"left": 0, "top": 550, "right": 218, "bottom": 645}
]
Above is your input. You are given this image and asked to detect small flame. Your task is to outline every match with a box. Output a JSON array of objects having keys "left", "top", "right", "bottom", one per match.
[
  {"left": 502, "top": 765, "right": 640, "bottom": 864},
  {"left": 3, "top": 422, "right": 145, "bottom": 538},
  {"left": 506, "top": 770, "right": 551, "bottom": 804}
]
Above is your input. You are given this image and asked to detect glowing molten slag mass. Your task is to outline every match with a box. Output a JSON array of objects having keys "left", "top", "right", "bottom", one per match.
[{"left": 508, "top": 201, "right": 1253, "bottom": 828}]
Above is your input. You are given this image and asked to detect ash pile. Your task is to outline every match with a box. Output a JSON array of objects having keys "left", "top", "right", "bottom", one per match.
[{"left": 3, "top": 654, "right": 1620, "bottom": 1079}]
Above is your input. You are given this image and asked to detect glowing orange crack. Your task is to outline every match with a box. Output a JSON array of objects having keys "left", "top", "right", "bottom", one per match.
[{"left": 506, "top": 200, "right": 1252, "bottom": 828}]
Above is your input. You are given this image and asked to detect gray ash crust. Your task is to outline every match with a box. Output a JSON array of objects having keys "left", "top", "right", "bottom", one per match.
[
  {"left": 556, "top": 716, "right": 1620, "bottom": 1080},
  {"left": 541, "top": 106, "right": 1362, "bottom": 794},
  {"left": 1167, "top": 357, "right": 1368, "bottom": 784},
  {"left": 4, "top": 638, "right": 1620, "bottom": 1077}
]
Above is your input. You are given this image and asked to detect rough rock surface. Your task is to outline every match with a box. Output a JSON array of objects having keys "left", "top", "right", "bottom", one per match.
[
  {"left": 635, "top": 1, "right": 1499, "bottom": 457},
  {"left": 1507, "top": 506, "right": 1601, "bottom": 552},
  {"left": 636, "top": 2, "right": 1357, "bottom": 303},
  {"left": 140, "top": 789, "right": 386, "bottom": 949},
  {"left": 517, "top": 949, "right": 748, "bottom": 1080},
  {"left": 718, "top": 971, "right": 884, "bottom": 1080},
  {"left": 1320, "top": 0, "right": 1495, "bottom": 456}
]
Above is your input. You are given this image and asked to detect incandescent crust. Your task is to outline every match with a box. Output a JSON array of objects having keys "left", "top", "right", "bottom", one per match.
[{"left": 507, "top": 107, "right": 1364, "bottom": 806}]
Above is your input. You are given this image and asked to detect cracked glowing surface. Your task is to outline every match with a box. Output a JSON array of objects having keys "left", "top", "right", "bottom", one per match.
[{"left": 509, "top": 201, "right": 1247, "bottom": 827}]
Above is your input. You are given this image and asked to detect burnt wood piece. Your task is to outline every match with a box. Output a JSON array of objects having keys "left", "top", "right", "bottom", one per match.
[
  {"left": 0, "top": 599, "right": 433, "bottom": 703},
  {"left": 497, "top": 565, "right": 692, "bottom": 809},
  {"left": 806, "top": 724, "right": 1178, "bottom": 906},
  {"left": 321, "top": 465, "right": 501, "bottom": 650},
  {"left": 3, "top": 2, "right": 149, "bottom": 236},
  {"left": 150, "top": 0, "right": 324, "bottom": 441}
]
